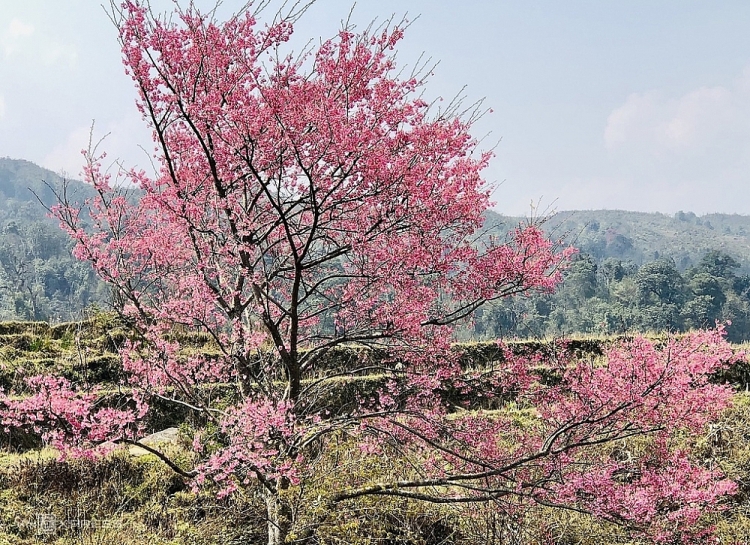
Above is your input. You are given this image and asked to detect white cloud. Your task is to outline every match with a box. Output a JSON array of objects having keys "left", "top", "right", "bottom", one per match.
[
  {"left": 0, "top": 95, "right": 5, "bottom": 120},
  {"left": 596, "top": 68, "right": 750, "bottom": 213},
  {"left": 1, "top": 17, "right": 76, "bottom": 67},
  {"left": 604, "top": 91, "right": 660, "bottom": 150},
  {"left": 2, "top": 18, "right": 34, "bottom": 57},
  {"left": 42, "top": 125, "right": 91, "bottom": 179},
  {"left": 604, "top": 76, "right": 749, "bottom": 156},
  {"left": 660, "top": 86, "right": 734, "bottom": 150},
  {"left": 42, "top": 42, "right": 78, "bottom": 66}
]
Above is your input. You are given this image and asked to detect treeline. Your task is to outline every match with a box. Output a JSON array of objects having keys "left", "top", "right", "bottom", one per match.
[
  {"left": 475, "top": 250, "right": 750, "bottom": 343},
  {"left": 0, "top": 220, "right": 105, "bottom": 321}
]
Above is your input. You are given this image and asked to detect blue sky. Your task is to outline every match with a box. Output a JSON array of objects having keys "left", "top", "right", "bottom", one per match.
[{"left": 1, "top": 1, "right": 750, "bottom": 215}]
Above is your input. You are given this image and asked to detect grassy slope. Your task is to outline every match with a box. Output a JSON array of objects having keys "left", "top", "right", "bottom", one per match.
[{"left": 1, "top": 320, "right": 750, "bottom": 543}]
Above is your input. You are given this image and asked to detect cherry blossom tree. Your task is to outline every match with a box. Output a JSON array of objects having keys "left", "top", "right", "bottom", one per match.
[{"left": 0, "top": 2, "right": 740, "bottom": 544}]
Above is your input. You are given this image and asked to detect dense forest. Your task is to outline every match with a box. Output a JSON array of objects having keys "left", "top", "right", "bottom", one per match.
[
  {"left": 3, "top": 157, "right": 750, "bottom": 340},
  {"left": 476, "top": 211, "right": 750, "bottom": 342},
  {"left": 474, "top": 249, "right": 750, "bottom": 342}
]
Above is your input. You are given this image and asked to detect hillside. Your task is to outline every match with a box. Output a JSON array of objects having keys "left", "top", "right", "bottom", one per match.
[
  {"left": 0, "top": 158, "right": 104, "bottom": 321},
  {"left": 0, "top": 157, "right": 95, "bottom": 222},
  {"left": 3, "top": 157, "right": 750, "bottom": 272},
  {"left": 487, "top": 209, "right": 750, "bottom": 273},
  {"left": 3, "top": 157, "right": 750, "bottom": 339},
  {"left": 1, "top": 319, "right": 750, "bottom": 544}
]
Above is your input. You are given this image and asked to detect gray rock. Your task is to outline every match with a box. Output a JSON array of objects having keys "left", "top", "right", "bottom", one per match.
[{"left": 129, "top": 427, "right": 181, "bottom": 456}]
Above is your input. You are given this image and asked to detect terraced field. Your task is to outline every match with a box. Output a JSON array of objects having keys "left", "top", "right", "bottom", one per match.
[{"left": 2, "top": 319, "right": 750, "bottom": 544}]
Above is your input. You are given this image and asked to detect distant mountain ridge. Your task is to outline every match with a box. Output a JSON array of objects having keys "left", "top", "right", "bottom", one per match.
[
  {"left": 2, "top": 156, "right": 750, "bottom": 327},
  {"left": 486, "top": 209, "right": 750, "bottom": 273},
  {"left": 0, "top": 157, "right": 92, "bottom": 223},
  {"left": 3, "top": 157, "right": 750, "bottom": 270}
]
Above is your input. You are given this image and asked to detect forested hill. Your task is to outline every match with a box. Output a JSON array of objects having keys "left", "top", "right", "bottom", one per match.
[
  {"left": 0, "top": 157, "right": 93, "bottom": 221},
  {"left": 4, "top": 157, "right": 750, "bottom": 273},
  {"left": 486, "top": 209, "right": 750, "bottom": 273},
  {"left": 3, "top": 156, "right": 750, "bottom": 339},
  {"left": 481, "top": 210, "right": 750, "bottom": 342},
  {"left": 0, "top": 158, "right": 104, "bottom": 321}
]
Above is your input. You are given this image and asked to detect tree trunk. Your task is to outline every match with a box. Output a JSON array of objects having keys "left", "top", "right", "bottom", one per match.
[{"left": 264, "top": 488, "right": 291, "bottom": 545}]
